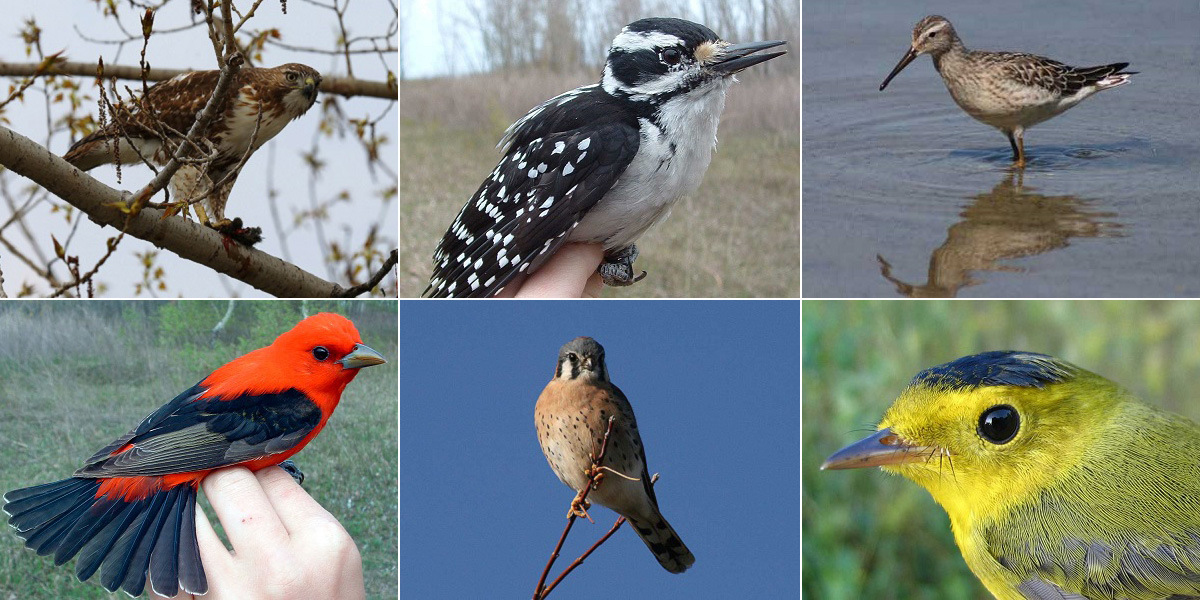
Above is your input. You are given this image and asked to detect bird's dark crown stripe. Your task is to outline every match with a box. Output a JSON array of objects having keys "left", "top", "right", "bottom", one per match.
[{"left": 911, "top": 351, "right": 1075, "bottom": 390}]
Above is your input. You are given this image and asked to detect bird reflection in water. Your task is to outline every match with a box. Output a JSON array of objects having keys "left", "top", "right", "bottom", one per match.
[{"left": 877, "top": 172, "right": 1122, "bottom": 297}]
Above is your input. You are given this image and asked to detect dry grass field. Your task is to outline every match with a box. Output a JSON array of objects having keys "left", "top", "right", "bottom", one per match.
[{"left": 399, "top": 70, "right": 800, "bottom": 297}]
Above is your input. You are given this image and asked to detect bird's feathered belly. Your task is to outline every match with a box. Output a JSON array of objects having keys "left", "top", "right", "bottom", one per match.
[
  {"left": 941, "top": 65, "right": 1066, "bottom": 131},
  {"left": 570, "top": 92, "right": 723, "bottom": 251}
]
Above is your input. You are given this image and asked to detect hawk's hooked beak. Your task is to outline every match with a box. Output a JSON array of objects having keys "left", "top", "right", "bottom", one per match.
[
  {"left": 709, "top": 40, "right": 788, "bottom": 75},
  {"left": 303, "top": 76, "right": 320, "bottom": 102}
]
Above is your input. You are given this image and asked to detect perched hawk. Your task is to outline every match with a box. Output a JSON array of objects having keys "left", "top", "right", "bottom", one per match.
[{"left": 64, "top": 63, "right": 322, "bottom": 239}]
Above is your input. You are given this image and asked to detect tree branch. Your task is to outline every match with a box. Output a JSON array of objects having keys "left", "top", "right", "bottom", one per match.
[
  {"left": 0, "top": 60, "right": 397, "bottom": 99},
  {"left": 0, "top": 124, "right": 372, "bottom": 297}
]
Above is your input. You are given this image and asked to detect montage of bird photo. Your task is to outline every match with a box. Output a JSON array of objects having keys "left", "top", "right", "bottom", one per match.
[
  {"left": 400, "top": 5, "right": 800, "bottom": 298},
  {"left": 0, "top": 301, "right": 398, "bottom": 599},
  {"left": 803, "top": 300, "right": 1200, "bottom": 600},
  {"left": 0, "top": 1, "right": 398, "bottom": 298}
]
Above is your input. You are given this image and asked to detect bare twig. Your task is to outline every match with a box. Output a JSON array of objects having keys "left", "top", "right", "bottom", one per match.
[
  {"left": 0, "top": 61, "right": 397, "bottom": 99},
  {"left": 540, "top": 473, "right": 661, "bottom": 598},
  {"left": 534, "top": 416, "right": 616, "bottom": 600},
  {"left": 124, "top": 51, "right": 244, "bottom": 218},
  {"left": 337, "top": 248, "right": 397, "bottom": 297}
]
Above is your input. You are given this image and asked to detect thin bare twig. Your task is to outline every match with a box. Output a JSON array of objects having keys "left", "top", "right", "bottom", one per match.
[
  {"left": 337, "top": 248, "right": 397, "bottom": 297},
  {"left": 534, "top": 416, "right": 616, "bottom": 600},
  {"left": 540, "top": 473, "right": 660, "bottom": 598}
]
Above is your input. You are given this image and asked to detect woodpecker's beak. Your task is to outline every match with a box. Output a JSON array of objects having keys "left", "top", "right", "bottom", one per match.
[
  {"left": 880, "top": 46, "right": 919, "bottom": 91},
  {"left": 821, "top": 427, "right": 936, "bottom": 470},
  {"left": 338, "top": 343, "right": 387, "bottom": 370},
  {"left": 710, "top": 40, "right": 788, "bottom": 75}
]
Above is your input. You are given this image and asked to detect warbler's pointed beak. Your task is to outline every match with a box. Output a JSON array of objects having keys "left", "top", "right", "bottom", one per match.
[
  {"left": 338, "top": 343, "right": 386, "bottom": 370},
  {"left": 821, "top": 427, "right": 935, "bottom": 470},
  {"left": 710, "top": 40, "right": 788, "bottom": 74},
  {"left": 880, "top": 46, "right": 919, "bottom": 91}
]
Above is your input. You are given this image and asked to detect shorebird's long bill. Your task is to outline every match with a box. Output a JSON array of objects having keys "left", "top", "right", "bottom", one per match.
[
  {"left": 880, "top": 47, "right": 919, "bottom": 91},
  {"left": 711, "top": 40, "right": 788, "bottom": 74}
]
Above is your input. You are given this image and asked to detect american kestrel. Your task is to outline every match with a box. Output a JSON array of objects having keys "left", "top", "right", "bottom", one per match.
[{"left": 534, "top": 336, "right": 694, "bottom": 573}]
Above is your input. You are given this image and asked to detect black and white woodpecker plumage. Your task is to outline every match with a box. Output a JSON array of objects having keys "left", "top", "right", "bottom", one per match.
[{"left": 424, "top": 17, "right": 787, "bottom": 298}]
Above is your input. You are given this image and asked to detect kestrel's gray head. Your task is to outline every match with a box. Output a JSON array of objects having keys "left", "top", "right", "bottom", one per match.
[
  {"left": 880, "top": 15, "right": 961, "bottom": 91},
  {"left": 555, "top": 337, "right": 608, "bottom": 382}
]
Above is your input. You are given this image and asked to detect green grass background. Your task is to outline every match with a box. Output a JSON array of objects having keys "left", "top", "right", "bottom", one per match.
[
  {"left": 803, "top": 300, "right": 1200, "bottom": 600},
  {"left": 0, "top": 300, "right": 397, "bottom": 599}
]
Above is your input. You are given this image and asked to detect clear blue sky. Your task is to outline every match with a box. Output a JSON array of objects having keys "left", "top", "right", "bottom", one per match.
[{"left": 400, "top": 300, "right": 801, "bottom": 598}]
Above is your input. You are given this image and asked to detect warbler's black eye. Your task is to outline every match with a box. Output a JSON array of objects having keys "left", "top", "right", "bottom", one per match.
[
  {"left": 662, "top": 48, "right": 682, "bottom": 65},
  {"left": 978, "top": 405, "right": 1019, "bottom": 444},
  {"left": 312, "top": 346, "right": 330, "bottom": 361}
]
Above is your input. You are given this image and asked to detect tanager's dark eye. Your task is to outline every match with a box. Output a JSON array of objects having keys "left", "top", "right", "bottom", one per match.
[
  {"left": 312, "top": 346, "right": 330, "bottom": 361},
  {"left": 978, "top": 405, "right": 1019, "bottom": 444}
]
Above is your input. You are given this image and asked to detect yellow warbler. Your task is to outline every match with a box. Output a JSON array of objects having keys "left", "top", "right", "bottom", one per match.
[{"left": 823, "top": 351, "right": 1200, "bottom": 600}]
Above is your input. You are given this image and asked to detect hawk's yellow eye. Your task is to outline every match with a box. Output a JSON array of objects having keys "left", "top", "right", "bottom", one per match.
[{"left": 286, "top": 72, "right": 299, "bottom": 82}]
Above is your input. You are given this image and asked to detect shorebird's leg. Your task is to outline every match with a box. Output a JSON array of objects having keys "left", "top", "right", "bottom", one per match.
[
  {"left": 1005, "top": 130, "right": 1020, "bottom": 161},
  {"left": 1015, "top": 130, "right": 1027, "bottom": 168}
]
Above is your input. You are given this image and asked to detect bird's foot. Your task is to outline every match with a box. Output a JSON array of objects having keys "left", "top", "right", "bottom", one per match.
[
  {"left": 209, "top": 217, "right": 264, "bottom": 247},
  {"left": 279, "top": 460, "right": 305, "bottom": 485},
  {"left": 568, "top": 494, "right": 594, "bottom": 523},
  {"left": 598, "top": 245, "right": 646, "bottom": 287}
]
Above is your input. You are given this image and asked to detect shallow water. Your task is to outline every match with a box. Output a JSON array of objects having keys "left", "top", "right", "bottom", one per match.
[{"left": 803, "top": 0, "right": 1200, "bottom": 297}]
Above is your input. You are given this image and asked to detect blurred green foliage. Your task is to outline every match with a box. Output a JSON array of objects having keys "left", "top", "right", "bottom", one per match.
[
  {"left": 803, "top": 300, "right": 1200, "bottom": 600},
  {"left": 0, "top": 300, "right": 397, "bottom": 599}
]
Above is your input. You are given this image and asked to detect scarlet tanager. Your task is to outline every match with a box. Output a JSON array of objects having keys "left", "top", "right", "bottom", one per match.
[{"left": 3, "top": 312, "right": 386, "bottom": 597}]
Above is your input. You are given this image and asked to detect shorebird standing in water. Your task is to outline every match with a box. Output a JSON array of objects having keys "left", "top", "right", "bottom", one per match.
[{"left": 880, "top": 15, "right": 1135, "bottom": 168}]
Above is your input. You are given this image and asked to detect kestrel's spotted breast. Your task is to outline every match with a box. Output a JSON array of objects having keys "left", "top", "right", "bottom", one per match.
[{"left": 534, "top": 336, "right": 694, "bottom": 574}]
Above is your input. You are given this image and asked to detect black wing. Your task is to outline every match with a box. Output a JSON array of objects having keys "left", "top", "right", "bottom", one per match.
[
  {"left": 74, "top": 384, "right": 321, "bottom": 477},
  {"left": 425, "top": 84, "right": 640, "bottom": 297}
]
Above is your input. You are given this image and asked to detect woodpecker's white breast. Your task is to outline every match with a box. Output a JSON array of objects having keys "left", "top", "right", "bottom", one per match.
[{"left": 569, "top": 80, "right": 732, "bottom": 250}]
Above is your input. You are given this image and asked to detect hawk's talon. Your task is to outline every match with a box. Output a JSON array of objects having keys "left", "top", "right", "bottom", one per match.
[
  {"left": 599, "top": 245, "right": 646, "bottom": 287},
  {"left": 208, "top": 217, "right": 264, "bottom": 247}
]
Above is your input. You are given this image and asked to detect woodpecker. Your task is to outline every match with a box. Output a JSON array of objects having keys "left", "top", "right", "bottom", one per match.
[{"left": 424, "top": 17, "right": 787, "bottom": 297}]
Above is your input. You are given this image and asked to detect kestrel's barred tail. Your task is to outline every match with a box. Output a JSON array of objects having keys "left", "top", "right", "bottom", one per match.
[{"left": 627, "top": 511, "right": 695, "bottom": 573}]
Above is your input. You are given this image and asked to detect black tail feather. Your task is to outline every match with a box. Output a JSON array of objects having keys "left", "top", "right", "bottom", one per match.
[{"left": 3, "top": 477, "right": 206, "bottom": 597}]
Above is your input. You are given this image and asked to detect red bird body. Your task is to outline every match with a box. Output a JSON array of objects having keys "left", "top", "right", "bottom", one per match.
[{"left": 3, "top": 313, "right": 386, "bottom": 597}]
